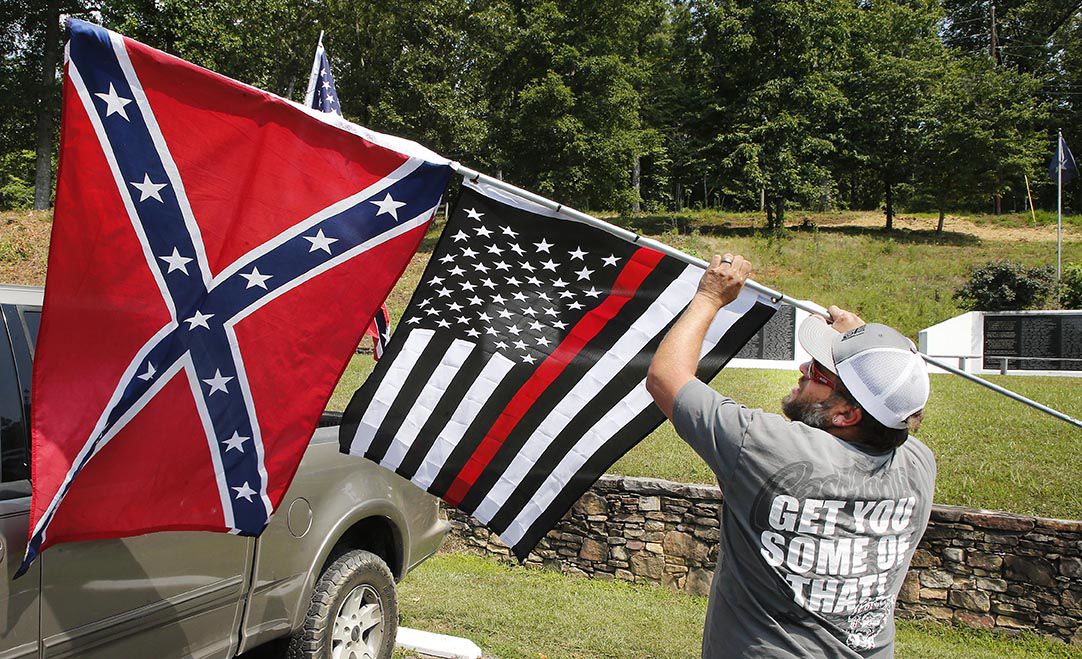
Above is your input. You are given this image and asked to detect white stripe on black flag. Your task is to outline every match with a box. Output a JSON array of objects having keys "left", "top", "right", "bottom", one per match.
[{"left": 340, "top": 179, "right": 778, "bottom": 559}]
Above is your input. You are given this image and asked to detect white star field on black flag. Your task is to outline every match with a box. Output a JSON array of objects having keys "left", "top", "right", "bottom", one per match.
[
  {"left": 403, "top": 205, "right": 620, "bottom": 364},
  {"left": 340, "top": 179, "right": 779, "bottom": 559}
]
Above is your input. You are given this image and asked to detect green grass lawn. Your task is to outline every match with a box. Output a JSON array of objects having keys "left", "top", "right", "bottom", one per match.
[
  {"left": 330, "top": 359, "right": 1081, "bottom": 520},
  {"left": 612, "top": 368, "right": 1082, "bottom": 520},
  {"left": 397, "top": 553, "right": 1078, "bottom": 659}
]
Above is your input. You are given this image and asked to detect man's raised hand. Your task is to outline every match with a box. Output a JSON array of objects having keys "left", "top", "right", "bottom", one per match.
[
  {"left": 696, "top": 252, "right": 753, "bottom": 310},
  {"left": 826, "top": 305, "right": 865, "bottom": 333}
]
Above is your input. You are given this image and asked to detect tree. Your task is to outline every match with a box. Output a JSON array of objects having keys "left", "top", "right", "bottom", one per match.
[
  {"left": 942, "top": 0, "right": 1081, "bottom": 70},
  {"left": 913, "top": 55, "right": 1046, "bottom": 230},
  {"left": 696, "top": 0, "right": 852, "bottom": 230},
  {"left": 32, "top": 1, "right": 61, "bottom": 210},
  {"left": 480, "top": 0, "right": 668, "bottom": 211},
  {"left": 0, "top": 0, "right": 77, "bottom": 211},
  {"left": 101, "top": 0, "right": 318, "bottom": 96},
  {"left": 911, "top": 58, "right": 986, "bottom": 231},
  {"left": 942, "top": 0, "right": 1081, "bottom": 212},
  {"left": 0, "top": 2, "right": 41, "bottom": 211},
  {"left": 1048, "top": 11, "right": 1082, "bottom": 213},
  {"left": 844, "top": 0, "right": 947, "bottom": 230},
  {"left": 630, "top": 0, "right": 691, "bottom": 211}
]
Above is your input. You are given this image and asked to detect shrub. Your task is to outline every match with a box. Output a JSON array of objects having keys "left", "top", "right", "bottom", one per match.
[
  {"left": 0, "top": 150, "right": 36, "bottom": 211},
  {"left": 953, "top": 260, "right": 1057, "bottom": 311},
  {"left": 1060, "top": 263, "right": 1082, "bottom": 309}
]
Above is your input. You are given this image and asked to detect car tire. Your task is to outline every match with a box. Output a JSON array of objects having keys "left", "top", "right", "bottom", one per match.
[{"left": 287, "top": 549, "right": 398, "bottom": 659}]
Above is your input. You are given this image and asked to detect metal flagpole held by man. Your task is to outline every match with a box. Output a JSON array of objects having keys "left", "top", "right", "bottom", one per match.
[{"left": 449, "top": 162, "right": 1082, "bottom": 429}]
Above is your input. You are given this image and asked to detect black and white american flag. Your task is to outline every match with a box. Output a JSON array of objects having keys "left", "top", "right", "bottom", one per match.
[{"left": 339, "top": 181, "right": 778, "bottom": 559}]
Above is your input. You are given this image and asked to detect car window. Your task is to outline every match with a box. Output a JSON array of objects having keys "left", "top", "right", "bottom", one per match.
[{"left": 0, "top": 315, "right": 29, "bottom": 483}]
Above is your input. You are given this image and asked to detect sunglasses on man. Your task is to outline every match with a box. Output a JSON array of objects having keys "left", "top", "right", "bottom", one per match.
[{"left": 806, "top": 360, "right": 837, "bottom": 390}]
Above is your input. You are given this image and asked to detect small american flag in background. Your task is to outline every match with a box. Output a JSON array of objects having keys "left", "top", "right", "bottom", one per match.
[
  {"left": 340, "top": 181, "right": 777, "bottom": 559},
  {"left": 304, "top": 34, "right": 341, "bottom": 115},
  {"left": 305, "top": 32, "right": 391, "bottom": 359}
]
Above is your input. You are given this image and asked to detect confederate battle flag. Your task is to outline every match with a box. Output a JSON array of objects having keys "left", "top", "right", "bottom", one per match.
[{"left": 22, "top": 19, "right": 450, "bottom": 573}]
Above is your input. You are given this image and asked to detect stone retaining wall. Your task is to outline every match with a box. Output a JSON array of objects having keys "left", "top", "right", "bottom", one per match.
[{"left": 443, "top": 475, "right": 1081, "bottom": 645}]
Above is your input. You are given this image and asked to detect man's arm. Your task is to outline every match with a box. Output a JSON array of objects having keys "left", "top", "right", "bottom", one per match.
[{"left": 646, "top": 253, "right": 752, "bottom": 418}]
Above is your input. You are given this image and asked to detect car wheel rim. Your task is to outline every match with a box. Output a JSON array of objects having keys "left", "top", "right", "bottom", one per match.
[{"left": 331, "top": 584, "right": 383, "bottom": 659}]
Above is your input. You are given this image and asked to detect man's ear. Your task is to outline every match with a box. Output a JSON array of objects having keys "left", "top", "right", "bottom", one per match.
[{"left": 832, "top": 403, "right": 862, "bottom": 428}]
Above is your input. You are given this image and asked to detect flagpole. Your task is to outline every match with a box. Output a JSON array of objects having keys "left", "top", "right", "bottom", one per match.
[
  {"left": 303, "top": 30, "right": 324, "bottom": 107},
  {"left": 449, "top": 162, "right": 1082, "bottom": 429},
  {"left": 1057, "top": 129, "right": 1063, "bottom": 281}
]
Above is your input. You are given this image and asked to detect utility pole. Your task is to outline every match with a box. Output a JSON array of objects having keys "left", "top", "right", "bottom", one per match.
[{"left": 990, "top": 4, "right": 999, "bottom": 64}]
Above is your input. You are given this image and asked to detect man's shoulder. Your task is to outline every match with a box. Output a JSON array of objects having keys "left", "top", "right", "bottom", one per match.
[
  {"left": 901, "top": 434, "right": 934, "bottom": 460},
  {"left": 673, "top": 379, "right": 855, "bottom": 456},
  {"left": 899, "top": 434, "right": 937, "bottom": 479}
]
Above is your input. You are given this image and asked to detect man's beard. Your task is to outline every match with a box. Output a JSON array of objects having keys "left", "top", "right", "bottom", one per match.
[{"left": 781, "top": 394, "right": 835, "bottom": 429}]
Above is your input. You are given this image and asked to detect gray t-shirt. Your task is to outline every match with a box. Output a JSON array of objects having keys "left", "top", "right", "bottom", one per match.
[{"left": 672, "top": 379, "right": 936, "bottom": 658}]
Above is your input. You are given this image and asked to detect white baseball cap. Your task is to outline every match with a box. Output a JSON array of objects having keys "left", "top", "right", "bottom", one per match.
[{"left": 798, "top": 318, "right": 930, "bottom": 430}]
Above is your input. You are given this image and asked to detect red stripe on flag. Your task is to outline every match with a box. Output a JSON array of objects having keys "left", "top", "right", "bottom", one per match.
[{"left": 443, "top": 247, "right": 665, "bottom": 506}]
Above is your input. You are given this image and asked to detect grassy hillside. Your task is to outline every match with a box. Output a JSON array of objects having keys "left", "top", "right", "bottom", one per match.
[
  {"left": 603, "top": 209, "right": 1082, "bottom": 338},
  {"left": 6, "top": 207, "right": 1079, "bottom": 518},
  {"left": 0, "top": 210, "right": 52, "bottom": 286},
  {"left": 5, "top": 207, "right": 1080, "bottom": 340}
]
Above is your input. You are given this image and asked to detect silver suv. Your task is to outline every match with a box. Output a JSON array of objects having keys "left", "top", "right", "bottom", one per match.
[{"left": 0, "top": 284, "right": 448, "bottom": 659}]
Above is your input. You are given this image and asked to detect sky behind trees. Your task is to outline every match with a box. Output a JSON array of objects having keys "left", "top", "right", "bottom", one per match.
[{"left": 2, "top": 0, "right": 1080, "bottom": 224}]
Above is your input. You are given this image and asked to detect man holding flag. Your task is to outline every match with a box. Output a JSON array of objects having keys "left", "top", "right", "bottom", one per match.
[{"left": 648, "top": 255, "right": 936, "bottom": 657}]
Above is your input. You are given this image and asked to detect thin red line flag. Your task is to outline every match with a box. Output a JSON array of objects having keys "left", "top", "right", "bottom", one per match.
[{"left": 339, "top": 180, "right": 776, "bottom": 559}]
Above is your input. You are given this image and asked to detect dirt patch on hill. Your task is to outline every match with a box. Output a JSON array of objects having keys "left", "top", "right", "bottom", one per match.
[
  {"left": 0, "top": 210, "right": 52, "bottom": 286},
  {"left": 809, "top": 211, "right": 1076, "bottom": 243}
]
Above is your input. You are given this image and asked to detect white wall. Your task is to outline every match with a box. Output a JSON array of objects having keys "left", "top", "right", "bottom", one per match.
[
  {"left": 919, "top": 310, "right": 1081, "bottom": 376},
  {"left": 918, "top": 312, "right": 983, "bottom": 373}
]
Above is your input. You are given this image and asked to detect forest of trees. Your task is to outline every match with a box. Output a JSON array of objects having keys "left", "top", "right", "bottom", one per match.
[{"left": 2, "top": 0, "right": 1080, "bottom": 228}]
